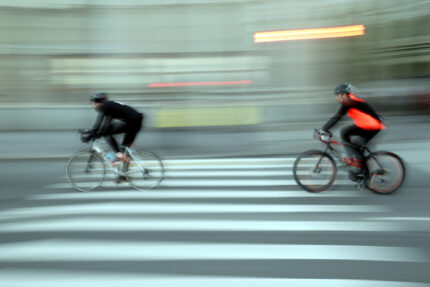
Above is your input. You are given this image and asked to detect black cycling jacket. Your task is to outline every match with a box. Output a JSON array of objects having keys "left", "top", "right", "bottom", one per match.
[
  {"left": 322, "top": 94, "right": 385, "bottom": 131},
  {"left": 92, "top": 101, "right": 143, "bottom": 135}
]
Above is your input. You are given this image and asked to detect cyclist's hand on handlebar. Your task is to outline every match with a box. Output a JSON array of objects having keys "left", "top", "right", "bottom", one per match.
[
  {"left": 317, "top": 128, "right": 332, "bottom": 136},
  {"left": 80, "top": 133, "right": 93, "bottom": 143},
  {"left": 315, "top": 128, "right": 332, "bottom": 142},
  {"left": 79, "top": 128, "right": 97, "bottom": 143}
]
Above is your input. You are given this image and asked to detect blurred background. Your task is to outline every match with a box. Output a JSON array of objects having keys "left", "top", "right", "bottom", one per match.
[
  {"left": 0, "top": 0, "right": 429, "bottom": 157},
  {"left": 2, "top": 2, "right": 430, "bottom": 286}
]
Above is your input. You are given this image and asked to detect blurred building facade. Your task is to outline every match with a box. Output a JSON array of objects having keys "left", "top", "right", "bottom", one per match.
[{"left": 0, "top": 0, "right": 429, "bottom": 129}]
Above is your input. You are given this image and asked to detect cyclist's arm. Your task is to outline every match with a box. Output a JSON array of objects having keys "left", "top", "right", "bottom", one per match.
[
  {"left": 91, "top": 112, "right": 104, "bottom": 134},
  {"left": 91, "top": 113, "right": 112, "bottom": 136},
  {"left": 91, "top": 113, "right": 112, "bottom": 135},
  {"left": 96, "top": 116, "right": 112, "bottom": 135},
  {"left": 321, "top": 105, "right": 347, "bottom": 131}
]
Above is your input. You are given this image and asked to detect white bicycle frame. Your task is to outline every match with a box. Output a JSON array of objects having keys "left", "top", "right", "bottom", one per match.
[{"left": 90, "top": 139, "right": 145, "bottom": 177}]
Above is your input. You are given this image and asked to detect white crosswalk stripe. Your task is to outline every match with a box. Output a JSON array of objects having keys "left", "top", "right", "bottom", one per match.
[
  {"left": 0, "top": 218, "right": 404, "bottom": 233},
  {"left": 29, "top": 190, "right": 364, "bottom": 200},
  {"left": 0, "top": 203, "right": 390, "bottom": 219},
  {"left": 1, "top": 273, "right": 429, "bottom": 287},
  {"left": 1, "top": 156, "right": 428, "bottom": 286},
  {"left": 0, "top": 241, "right": 425, "bottom": 262},
  {"left": 49, "top": 178, "right": 352, "bottom": 189}
]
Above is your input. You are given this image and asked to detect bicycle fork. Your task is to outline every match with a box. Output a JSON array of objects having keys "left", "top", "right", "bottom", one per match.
[
  {"left": 85, "top": 154, "right": 96, "bottom": 173},
  {"left": 313, "top": 146, "right": 330, "bottom": 174}
]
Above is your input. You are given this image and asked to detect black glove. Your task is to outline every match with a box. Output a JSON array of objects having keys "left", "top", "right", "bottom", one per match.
[
  {"left": 79, "top": 129, "right": 95, "bottom": 143},
  {"left": 80, "top": 133, "right": 93, "bottom": 143},
  {"left": 94, "top": 132, "right": 103, "bottom": 139}
]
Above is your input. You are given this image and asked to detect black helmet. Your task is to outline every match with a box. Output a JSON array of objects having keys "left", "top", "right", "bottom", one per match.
[
  {"left": 90, "top": 92, "right": 107, "bottom": 103},
  {"left": 334, "top": 83, "right": 353, "bottom": 95}
]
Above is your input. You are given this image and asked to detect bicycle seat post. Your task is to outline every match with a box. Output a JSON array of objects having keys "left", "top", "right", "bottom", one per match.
[
  {"left": 124, "top": 146, "right": 131, "bottom": 158},
  {"left": 92, "top": 140, "right": 102, "bottom": 154}
]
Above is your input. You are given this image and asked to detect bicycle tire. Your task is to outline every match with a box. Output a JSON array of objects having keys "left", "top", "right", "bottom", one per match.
[
  {"left": 66, "top": 150, "right": 106, "bottom": 192},
  {"left": 293, "top": 150, "right": 337, "bottom": 192},
  {"left": 125, "top": 149, "right": 164, "bottom": 190},
  {"left": 365, "top": 151, "right": 405, "bottom": 194}
]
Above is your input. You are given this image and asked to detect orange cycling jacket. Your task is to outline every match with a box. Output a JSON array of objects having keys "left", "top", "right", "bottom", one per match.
[{"left": 322, "top": 94, "right": 386, "bottom": 131}]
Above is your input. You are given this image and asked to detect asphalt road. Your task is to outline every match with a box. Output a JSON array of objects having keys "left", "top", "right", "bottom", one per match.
[
  {"left": 1, "top": 154, "right": 430, "bottom": 286},
  {"left": 1, "top": 115, "right": 430, "bottom": 286}
]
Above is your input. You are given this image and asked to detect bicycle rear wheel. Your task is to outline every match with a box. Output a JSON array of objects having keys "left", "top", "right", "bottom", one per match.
[
  {"left": 365, "top": 151, "right": 405, "bottom": 194},
  {"left": 66, "top": 150, "right": 106, "bottom": 192},
  {"left": 125, "top": 149, "right": 164, "bottom": 190},
  {"left": 293, "top": 150, "right": 337, "bottom": 192}
]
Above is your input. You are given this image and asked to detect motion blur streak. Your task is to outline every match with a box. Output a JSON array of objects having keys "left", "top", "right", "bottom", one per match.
[
  {"left": 148, "top": 80, "right": 252, "bottom": 87},
  {"left": 254, "top": 25, "right": 365, "bottom": 43}
]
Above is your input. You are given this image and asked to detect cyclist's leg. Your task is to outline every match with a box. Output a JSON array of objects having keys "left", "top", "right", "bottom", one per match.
[
  {"left": 104, "top": 122, "right": 130, "bottom": 182},
  {"left": 343, "top": 127, "right": 380, "bottom": 181},
  {"left": 340, "top": 125, "right": 374, "bottom": 182},
  {"left": 120, "top": 118, "right": 143, "bottom": 153},
  {"left": 340, "top": 125, "right": 361, "bottom": 163},
  {"left": 354, "top": 129, "right": 379, "bottom": 176},
  {"left": 105, "top": 122, "right": 128, "bottom": 153}
]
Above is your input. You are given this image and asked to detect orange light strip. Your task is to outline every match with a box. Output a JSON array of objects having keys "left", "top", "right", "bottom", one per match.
[
  {"left": 148, "top": 80, "right": 252, "bottom": 88},
  {"left": 254, "top": 24, "right": 365, "bottom": 43}
]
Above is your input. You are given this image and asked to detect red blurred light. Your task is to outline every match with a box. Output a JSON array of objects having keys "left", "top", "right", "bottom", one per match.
[
  {"left": 148, "top": 80, "right": 252, "bottom": 87},
  {"left": 254, "top": 24, "right": 365, "bottom": 43}
]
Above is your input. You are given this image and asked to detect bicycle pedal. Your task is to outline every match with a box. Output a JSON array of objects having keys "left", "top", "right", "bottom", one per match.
[
  {"left": 355, "top": 176, "right": 369, "bottom": 190},
  {"left": 115, "top": 175, "right": 128, "bottom": 184}
]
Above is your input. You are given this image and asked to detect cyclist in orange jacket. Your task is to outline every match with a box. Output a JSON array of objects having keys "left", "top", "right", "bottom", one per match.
[{"left": 320, "top": 83, "right": 386, "bottom": 181}]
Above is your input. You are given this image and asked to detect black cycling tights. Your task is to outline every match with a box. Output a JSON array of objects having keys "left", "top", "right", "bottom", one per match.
[
  {"left": 340, "top": 125, "right": 379, "bottom": 171},
  {"left": 104, "top": 121, "right": 142, "bottom": 153}
]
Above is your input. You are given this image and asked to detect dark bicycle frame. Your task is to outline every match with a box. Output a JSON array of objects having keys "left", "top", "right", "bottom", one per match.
[{"left": 314, "top": 129, "right": 385, "bottom": 176}]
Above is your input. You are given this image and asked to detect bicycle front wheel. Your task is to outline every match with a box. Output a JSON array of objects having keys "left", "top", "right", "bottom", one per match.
[
  {"left": 365, "top": 151, "right": 405, "bottom": 194},
  {"left": 293, "top": 150, "right": 337, "bottom": 192},
  {"left": 66, "top": 150, "right": 106, "bottom": 192},
  {"left": 126, "top": 149, "right": 164, "bottom": 190}
]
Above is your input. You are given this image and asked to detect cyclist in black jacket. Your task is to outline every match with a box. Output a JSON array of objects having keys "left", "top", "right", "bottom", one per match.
[{"left": 89, "top": 92, "right": 143, "bottom": 161}]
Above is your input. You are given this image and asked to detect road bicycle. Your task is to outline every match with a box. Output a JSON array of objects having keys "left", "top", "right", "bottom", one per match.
[
  {"left": 293, "top": 129, "right": 405, "bottom": 194},
  {"left": 66, "top": 129, "right": 164, "bottom": 192}
]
